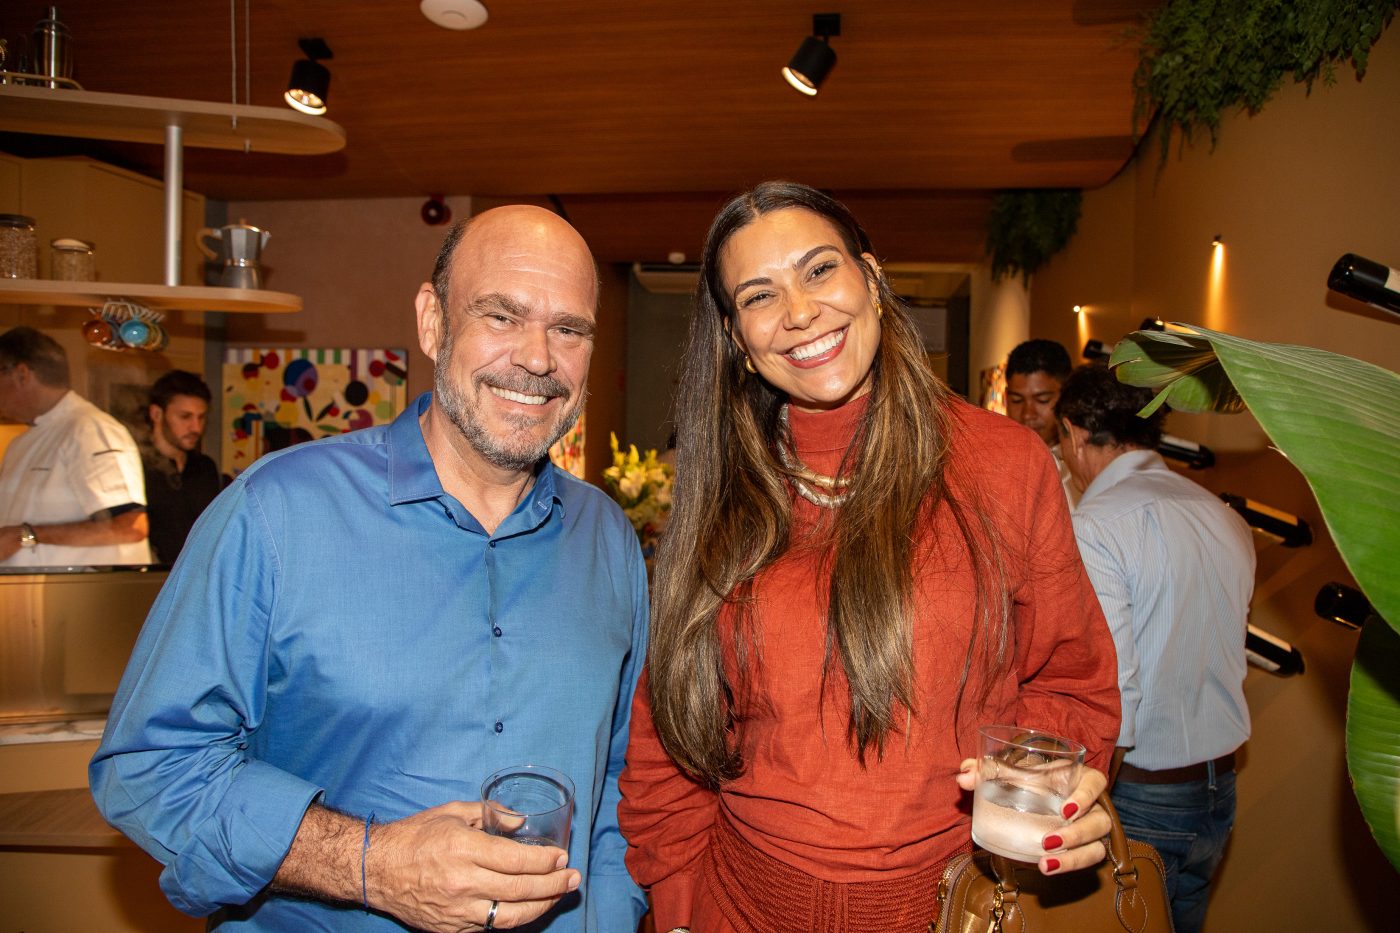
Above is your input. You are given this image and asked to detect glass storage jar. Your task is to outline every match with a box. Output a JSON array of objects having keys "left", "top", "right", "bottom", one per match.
[
  {"left": 50, "top": 237, "right": 96, "bottom": 281},
  {"left": 0, "top": 214, "right": 38, "bottom": 278}
]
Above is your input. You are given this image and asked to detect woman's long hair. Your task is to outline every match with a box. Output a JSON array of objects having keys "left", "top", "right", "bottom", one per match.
[{"left": 648, "top": 182, "right": 1011, "bottom": 787}]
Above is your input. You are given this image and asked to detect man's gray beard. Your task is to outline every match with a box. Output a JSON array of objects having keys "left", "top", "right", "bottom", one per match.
[{"left": 434, "top": 359, "right": 584, "bottom": 472}]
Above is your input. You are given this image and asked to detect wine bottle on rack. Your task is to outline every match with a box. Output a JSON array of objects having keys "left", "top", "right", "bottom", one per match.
[
  {"left": 1082, "top": 339, "right": 1113, "bottom": 362},
  {"left": 1328, "top": 253, "right": 1400, "bottom": 316},
  {"left": 1246, "top": 625, "right": 1305, "bottom": 676},
  {"left": 1314, "top": 582, "right": 1378, "bottom": 630},
  {"left": 1159, "top": 434, "right": 1215, "bottom": 469},
  {"left": 1219, "top": 493, "right": 1313, "bottom": 547}
]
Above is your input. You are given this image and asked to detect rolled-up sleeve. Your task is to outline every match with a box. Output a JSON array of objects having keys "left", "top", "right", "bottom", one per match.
[{"left": 89, "top": 480, "right": 321, "bottom": 916}]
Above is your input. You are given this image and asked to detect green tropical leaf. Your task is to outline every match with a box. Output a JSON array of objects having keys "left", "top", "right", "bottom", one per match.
[
  {"left": 1113, "top": 324, "right": 1399, "bottom": 631},
  {"left": 1348, "top": 620, "right": 1400, "bottom": 870},
  {"left": 1109, "top": 331, "right": 1246, "bottom": 415},
  {"left": 1112, "top": 322, "right": 1400, "bottom": 870}
]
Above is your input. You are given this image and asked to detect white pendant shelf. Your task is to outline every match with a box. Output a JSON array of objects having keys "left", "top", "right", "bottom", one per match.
[{"left": 0, "top": 84, "right": 346, "bottom": 314}]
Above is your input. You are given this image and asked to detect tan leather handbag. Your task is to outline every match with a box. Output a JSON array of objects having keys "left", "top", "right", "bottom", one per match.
[{"left": 931, "top": 793, "right": 1174, "bottom": 933}]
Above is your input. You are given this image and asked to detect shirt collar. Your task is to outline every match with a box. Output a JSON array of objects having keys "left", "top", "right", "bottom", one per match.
[
  {"left": 33, "top": 389, "right": 79, "bottom": 426},
  {"left": 386, "top": 392, "right": 565, "bottom": 524},
  {"left": 1079, "top": 447, "right": 1166, "bottom": 505}
]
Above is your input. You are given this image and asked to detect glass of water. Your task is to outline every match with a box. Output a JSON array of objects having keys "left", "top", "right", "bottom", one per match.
[
  {"left": 481, "top": 764, "right": 575, "bottom": 850},
  {"left": 970, "top": 725, "right": 1085, "bottom": 862}
]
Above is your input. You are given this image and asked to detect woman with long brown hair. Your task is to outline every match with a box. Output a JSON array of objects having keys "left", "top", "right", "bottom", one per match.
[{"left": 618, "top": 182, "right": 1120, "bottom": 933}]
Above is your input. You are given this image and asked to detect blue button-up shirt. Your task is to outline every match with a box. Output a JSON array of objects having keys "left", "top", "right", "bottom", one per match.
[{"left": 91, "top": 393, "right": 649, "bottom": 932}]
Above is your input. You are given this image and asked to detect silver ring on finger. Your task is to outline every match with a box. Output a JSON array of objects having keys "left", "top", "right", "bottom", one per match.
[{"left": 484, "top": 899, "right": 499, "bottom": 931}]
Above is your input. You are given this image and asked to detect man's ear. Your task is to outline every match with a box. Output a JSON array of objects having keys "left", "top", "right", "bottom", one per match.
[
  {"left": 415, "top": 284, "right": 444, "bottom": 363},
  {"left": 148, "top": 404, "right": 163, "bottom": 428}
]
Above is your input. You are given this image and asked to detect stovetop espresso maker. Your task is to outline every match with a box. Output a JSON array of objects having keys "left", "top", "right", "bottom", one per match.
[{"left": 198, "top": 220, "right": 271, "bottom": 289}]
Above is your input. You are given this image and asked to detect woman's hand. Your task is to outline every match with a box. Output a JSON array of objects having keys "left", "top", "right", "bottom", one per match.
[{"left": 956, "top": 760, "right": 1111, "bottom": 876}]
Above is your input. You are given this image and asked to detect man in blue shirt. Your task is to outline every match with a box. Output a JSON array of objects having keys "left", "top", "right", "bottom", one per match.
[
  {"left": 1055, "top": 365, "right": 1254, "bottom": 933},
  {"left": 91, "top": 206, "right": 650, "bottom": 933}
]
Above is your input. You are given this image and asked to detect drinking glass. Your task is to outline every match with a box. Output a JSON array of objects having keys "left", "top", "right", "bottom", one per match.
[
  {"left": 970, "top": 724, "right": 1085, "bottom": 862},
  {"left": 480, "top": 765, "right": 574, "bottom": 850}
]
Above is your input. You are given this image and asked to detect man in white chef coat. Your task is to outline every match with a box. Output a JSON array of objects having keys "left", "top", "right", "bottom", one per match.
[{"left": 0, "top": 326, "right": 151, "bottom": 566}]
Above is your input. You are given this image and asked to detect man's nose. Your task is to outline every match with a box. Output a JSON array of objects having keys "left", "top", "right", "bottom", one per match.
[{"left": 512, "top": 322, "right": 556, "bottom": 374}]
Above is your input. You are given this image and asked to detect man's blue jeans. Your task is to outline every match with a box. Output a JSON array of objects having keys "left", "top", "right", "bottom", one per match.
[{"left": 1110, "top": 763, "right": 1236, "bottom": 933}]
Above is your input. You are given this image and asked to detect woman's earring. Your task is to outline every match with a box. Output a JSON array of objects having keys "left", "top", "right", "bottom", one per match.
[
  {"left": 744, "top": 355, "right": 757, "bottom": 374},
  {"left": 875, "top": 300, "right": 883, "bottom": 319}
]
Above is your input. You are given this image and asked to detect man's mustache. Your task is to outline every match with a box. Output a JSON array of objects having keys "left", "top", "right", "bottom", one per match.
[{"left": 477, "top": 371, "right": 569, "bottom": 399}]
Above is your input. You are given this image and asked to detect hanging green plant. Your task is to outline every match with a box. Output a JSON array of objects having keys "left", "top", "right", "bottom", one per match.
[
  {"left": 985, "top": 189, "right": 1083, "bottom": 284},
  {"left": 1134, "top": 0, "right": 1400, "bottom": 160}
]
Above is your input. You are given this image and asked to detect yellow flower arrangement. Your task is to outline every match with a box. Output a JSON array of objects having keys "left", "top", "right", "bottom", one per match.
[{"left": 601, "top": 433, "right": 673, "bottom": 552}]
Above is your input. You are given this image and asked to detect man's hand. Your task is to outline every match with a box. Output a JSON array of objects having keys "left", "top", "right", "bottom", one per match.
[{"left": 275, "top": 801, "right": 579, "bottom": 932}]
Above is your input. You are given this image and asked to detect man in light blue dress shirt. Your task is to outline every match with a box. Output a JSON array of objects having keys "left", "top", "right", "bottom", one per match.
[
  {"left": 91, "top": 206, "right": 649, "bottom": 933},
  {"left": 1056, "top": 365, "right": 1254, "bottom": 933}
]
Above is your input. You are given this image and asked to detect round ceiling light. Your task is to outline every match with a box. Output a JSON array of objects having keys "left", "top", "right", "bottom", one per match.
[{"left": 421, "top": 0, "right": 489, "bottom": 31}]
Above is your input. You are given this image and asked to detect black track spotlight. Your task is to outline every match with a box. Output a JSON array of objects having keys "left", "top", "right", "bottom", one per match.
[
  {"left": 285, "top": 37, "right": 333, "bottom": 116},
  {"left": 783, "top": 13, "right": 841, "bottom": 96}
]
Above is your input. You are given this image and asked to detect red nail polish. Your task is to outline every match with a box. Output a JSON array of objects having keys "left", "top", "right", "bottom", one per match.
[
  {"left": 1043, "top": 834, "right": 1063, "bottom": 851},
  {"left": 1045, "top": 858, "right": 1061, "bottom": 872},
  {"left": 1062, "top": 802, "right": 1079, "bottom": 819}
]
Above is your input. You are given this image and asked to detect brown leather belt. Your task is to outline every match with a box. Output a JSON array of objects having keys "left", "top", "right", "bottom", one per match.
[{"left": 1118, "top": 751, "right": 1236, "bottom": 785}]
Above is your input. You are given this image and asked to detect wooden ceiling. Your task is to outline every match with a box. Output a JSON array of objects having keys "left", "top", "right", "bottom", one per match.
[{"left": 1, "top": 0, "right": 1158, "bottom": 262}]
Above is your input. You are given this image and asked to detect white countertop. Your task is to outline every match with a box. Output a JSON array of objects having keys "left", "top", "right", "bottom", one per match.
[{"left": 0, "top": 719, "right": 106, "bottom": 746}]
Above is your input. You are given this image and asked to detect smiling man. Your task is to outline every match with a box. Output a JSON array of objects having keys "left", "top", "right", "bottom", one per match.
[{"left": 92, "top": 206, "right": 649, "bottom": 933}]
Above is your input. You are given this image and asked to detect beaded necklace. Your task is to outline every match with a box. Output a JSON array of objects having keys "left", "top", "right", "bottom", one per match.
[{"left": 776, "top": 404, "right": 852, "bottom": 509}]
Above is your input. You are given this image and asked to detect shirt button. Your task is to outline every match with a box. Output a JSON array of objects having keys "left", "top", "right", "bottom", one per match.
[
  {"left": 489, "top": 541, "right": 496, "bottom": 549},
  {"left": 494, "top": 721, "right": 504, "bottom": 733},
  {"left": 493, "top": 626, "right": 503, "bottom": 637}
]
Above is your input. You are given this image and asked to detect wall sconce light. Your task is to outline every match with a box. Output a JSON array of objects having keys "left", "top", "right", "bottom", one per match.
[
  {"left": 1083, "top": 339, "right": 1112, "bottom": 362},
  {"left": 285, "top": 37, "right": 333, "bottom": 115},
  {"left": 783, "top": 13, "right": 841, "bottom": 96},
  {"left": 1139, "top": 317, "right": 1166, "bottom": 331},
  {"left": 1211, "top": 234, "right": 1223, "bottom": 248},
  {"left": 1072, "top": 304, "right": 1084, "bottom": 315}
]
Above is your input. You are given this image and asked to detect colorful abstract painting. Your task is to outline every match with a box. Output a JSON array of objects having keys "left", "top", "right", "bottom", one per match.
[{"left": 222, "top": 348, "right": 408, "bottom": 477}]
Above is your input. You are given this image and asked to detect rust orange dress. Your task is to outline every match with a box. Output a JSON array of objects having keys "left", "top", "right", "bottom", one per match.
[{"left": 619, "top": 396, "right": 1120, "bottom": 933}]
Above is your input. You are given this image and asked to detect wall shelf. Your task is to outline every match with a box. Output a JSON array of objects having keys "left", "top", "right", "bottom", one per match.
[
  {"left": 0, "top": 84, "right": 346, "bottom": 155},
  {"left": 0, "top": 279, "right": 301, "bottom": 314},
  {"left": 1, "top": 84, "right": 342, "bottom": 310}
]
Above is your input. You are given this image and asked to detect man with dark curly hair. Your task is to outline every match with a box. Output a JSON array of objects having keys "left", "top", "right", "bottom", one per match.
[{"left": 1055, "top": 364, "right": 1254, "bottom": 933}]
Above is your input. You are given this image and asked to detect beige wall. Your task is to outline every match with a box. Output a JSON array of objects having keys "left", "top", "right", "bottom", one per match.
[
  {"left": 1031, "top": 34, "right": 1400, "bottom": 933},
  {"left": 222, "top": 196, "right": 630, "bottom": 485}
]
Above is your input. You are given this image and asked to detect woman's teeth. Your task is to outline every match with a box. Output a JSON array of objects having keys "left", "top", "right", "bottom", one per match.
[{"left": 788, "top": 329, "right": 845, "bottom": 361}]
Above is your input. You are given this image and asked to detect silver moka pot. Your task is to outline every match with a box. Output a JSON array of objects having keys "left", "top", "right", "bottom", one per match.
[{"left": 198, "top": 221, "right": 271, "bottom": 290}]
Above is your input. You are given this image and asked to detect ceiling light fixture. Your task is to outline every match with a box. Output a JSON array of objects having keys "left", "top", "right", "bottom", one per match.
[
  {"left": 285, "top": 37, "right": 333, "bottom": 116},
  {"left": 783, "top": 13, "right": 841, "bottom": 96},
  {"left": 420, "top": 0, "right": 489, "bottom": 31}
]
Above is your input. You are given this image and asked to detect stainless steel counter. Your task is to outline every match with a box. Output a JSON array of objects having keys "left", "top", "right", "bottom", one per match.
[{"left": 0, "top": 567, "right": 166, "bottom": 725}]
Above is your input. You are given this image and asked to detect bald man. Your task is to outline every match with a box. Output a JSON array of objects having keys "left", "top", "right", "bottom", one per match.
[{"left": 92, "top": 207, "right": 649, "bottom": 933}]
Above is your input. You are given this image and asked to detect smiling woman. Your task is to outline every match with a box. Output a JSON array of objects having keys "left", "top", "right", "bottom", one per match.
[{"left": 618, "top": 182, "right": 1124, "bottom": 932}]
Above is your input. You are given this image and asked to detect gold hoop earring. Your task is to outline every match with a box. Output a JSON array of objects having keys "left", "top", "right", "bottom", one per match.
[
  {"left": 744, "top": 355, "right": 757, "bottom": 374},
  {"left": 875, "top": 300, "right": 883, "bottom": 319}
]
